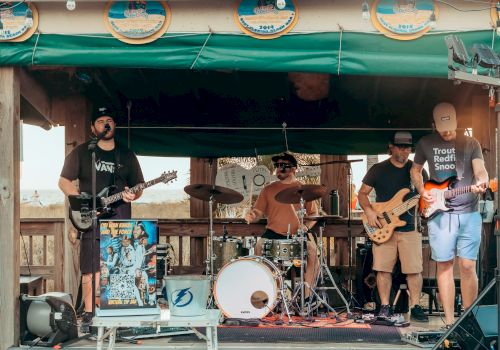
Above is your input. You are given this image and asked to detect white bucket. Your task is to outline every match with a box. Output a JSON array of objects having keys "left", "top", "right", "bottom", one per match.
[{"left": 164, "top": 275, "right": 210, "bottom": 316}]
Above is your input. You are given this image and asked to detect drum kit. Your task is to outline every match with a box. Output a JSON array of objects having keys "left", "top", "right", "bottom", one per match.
[{"left": 184, "top": 182, "right": 350, "bottom": 323}]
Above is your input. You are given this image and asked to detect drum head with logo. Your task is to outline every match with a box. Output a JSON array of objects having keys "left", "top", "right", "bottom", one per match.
[{"left": 214, "top": 257, "right": 280, "bottom": 319}]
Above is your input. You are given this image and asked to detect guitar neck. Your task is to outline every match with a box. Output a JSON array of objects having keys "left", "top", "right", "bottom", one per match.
[
  {"left": 102, "top": 177, "right": 163, "bottom": 206},
  {"left": 444, "top": 185, "right": 473, "bottom": 199},
  {"left": 391, "top": 196, "right": 420, "bottom": 216}
]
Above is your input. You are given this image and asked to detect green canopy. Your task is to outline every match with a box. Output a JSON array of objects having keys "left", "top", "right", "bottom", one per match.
[
  {"left": 0, "top": 30, "right": 495, "bottom": 76},
  {"left": 1, "top": 30, "right": 491, "bottom": 156}
]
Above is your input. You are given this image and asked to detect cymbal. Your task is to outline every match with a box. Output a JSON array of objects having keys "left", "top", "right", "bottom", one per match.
[
  {"left": 275, "top": 184, "right": 327, "bottom": 204},
  {"left": 184, "top": 184, "right": 244, "bottom": 204}
]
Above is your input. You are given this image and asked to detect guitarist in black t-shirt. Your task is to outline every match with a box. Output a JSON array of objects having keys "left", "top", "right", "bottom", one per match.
[
  {"left": 358, "top": 131, "right": 428, "bottom": 323},
  {"left": 58, "top": 106, "right": 144, "bottom": 333}
]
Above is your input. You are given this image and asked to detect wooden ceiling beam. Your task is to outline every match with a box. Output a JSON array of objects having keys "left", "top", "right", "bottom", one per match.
[{"left": 19, "top": 68, "right": 59, "bottom": 126}]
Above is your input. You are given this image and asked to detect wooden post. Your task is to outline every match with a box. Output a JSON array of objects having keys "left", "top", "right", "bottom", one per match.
[
  {"left": 53, "top": 96, "right": 92, "bottom": 301},
  {"left": 0, "top": 67, "right": 21, "bottom": 349},
  {"left": 320, "top": 155, "right": 349, "bottom": 267},
  {"left": 189, "top": 158, "right": 217, "bottom": 268}
]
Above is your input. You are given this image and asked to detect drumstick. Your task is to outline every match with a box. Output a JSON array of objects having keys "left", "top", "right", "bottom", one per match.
[
  {"left": 248, "top": 179, "right": 254, "bottom": 208},
  {"left": 245, "top": 180, "right": 255, "bottom": 225}
]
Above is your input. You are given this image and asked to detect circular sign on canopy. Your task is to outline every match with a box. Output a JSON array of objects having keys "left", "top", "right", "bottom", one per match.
[
  {"left": 105, "top": 1, "right": 171, "bottom": 44},
  {"left": 234, "top": 0, "right": 298, "bottom": 40},
  {"left": 371, "top": 0, "right": 438, "bottom": 40},
  {"left": 0, "top": 2, "right": 38, "bottom": 42}
]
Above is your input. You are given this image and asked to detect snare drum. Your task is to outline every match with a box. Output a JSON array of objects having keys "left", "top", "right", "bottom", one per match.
[
  {"left": 214, "top": 256, "right": 282, "bottom": 319},
  {"left": 262, "top": 239, "right": 302, "bottom": 263},
  {"left": 212, "top": 237, "right": 247, "bottom": 272}
]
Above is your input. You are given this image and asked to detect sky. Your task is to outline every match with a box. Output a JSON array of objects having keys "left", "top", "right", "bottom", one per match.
[{"left": 20, "top": 124, "right": 191, "bottom": 191}]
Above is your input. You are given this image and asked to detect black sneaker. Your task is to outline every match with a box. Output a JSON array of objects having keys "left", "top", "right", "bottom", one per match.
[
  {"left": 80, "top": 312, "right": 93, "bottom": 334},
  {"left": 410, "top": 305, "right": 429, "bottom": 322},
  {"left": 377, "top": 304, "right": 393, "bottom": 319}
]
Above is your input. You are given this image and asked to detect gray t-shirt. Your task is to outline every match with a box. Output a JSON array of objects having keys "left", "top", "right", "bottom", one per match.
[{"left": 413, "top": 133, "right": 483, "bottom": 213}]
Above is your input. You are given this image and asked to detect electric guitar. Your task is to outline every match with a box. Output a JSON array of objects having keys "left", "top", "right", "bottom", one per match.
[
  {"left": 361, "top": 188, "right": 420, "bottom": 244},
  {"left": 69, "top": 170, "right": 177, "bottom": 232},
  {"left": 419, "top": 177, "right": 488, "bottom": 219}
]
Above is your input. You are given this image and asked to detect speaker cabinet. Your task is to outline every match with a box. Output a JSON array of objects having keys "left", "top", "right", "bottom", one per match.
[{"left": 455, "top": 305, "right": 498, "bottom": 350}]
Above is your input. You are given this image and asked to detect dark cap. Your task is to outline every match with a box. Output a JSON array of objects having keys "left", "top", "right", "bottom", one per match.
[
  {"left": 271, "top": 153, "right": 297, "bottom": 167},
  {"left": 91, "top": 106, "right": 116, "bottom": 124},
  {"left": 390, "top": 131, "right": 413, "bottom": 147}
]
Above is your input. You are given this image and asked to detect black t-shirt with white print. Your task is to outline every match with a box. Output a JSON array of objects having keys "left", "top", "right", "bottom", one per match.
[{"left": 60, "top": 140, "right": 144, "bottom": 219}]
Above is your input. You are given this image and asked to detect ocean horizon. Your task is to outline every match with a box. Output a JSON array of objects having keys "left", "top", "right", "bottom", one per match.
[{"left": 21, "top": 189, "right": 188, "bottom": 206}]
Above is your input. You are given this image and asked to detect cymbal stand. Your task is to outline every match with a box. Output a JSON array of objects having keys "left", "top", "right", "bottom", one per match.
[
  {"left": 290, "top": 194, "right": 320, "bottom": 318},
  {"left": 277, "top": 267, "right": 293, "bottom": 324},
  {"left": 313, "top": 221, "right": 351, "bottom": 317},
  {"left": 206, "top": 194, "right": 216, "bottom": 306}
]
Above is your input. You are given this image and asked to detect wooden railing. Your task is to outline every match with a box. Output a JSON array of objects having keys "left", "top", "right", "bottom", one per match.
[
  {"left": 20, "top": 219, "right": 65, "bottom": 293},
  {"left": 20, "top": 218, "right": 364, "bottom": 291}
]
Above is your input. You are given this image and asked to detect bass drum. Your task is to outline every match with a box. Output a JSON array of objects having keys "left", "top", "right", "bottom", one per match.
[{"left": 214, "top": 256, "right": 282, "bottom": 319}]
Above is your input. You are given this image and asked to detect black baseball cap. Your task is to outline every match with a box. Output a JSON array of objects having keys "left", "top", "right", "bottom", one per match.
[
  {"left": 390, "top": 131, "right": 413, "bottom": 147},
  {"left": 91, "top": 106, "right": 116, "bottom": 124},
  {"left": 271, "top": 153, "right": 298, "bottom": 167}
]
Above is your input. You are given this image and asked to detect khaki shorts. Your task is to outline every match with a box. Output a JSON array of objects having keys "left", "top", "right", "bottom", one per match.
[{"left": 372, "top": 230, "right": 423, "bottom": 274}]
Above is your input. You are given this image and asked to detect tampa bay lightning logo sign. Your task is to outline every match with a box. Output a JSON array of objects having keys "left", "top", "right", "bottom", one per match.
[{"left": 171, "top": 287, "right": 193, "bottom": 307}]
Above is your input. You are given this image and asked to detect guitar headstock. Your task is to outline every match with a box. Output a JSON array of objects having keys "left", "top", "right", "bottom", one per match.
[{"left": 161, "top": 170, "right": 178, "bottom": 184}]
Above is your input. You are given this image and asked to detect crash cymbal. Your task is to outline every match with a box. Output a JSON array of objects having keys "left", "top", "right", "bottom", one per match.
[
  {"left": 184, "top": 184, "right": 244, "bottom": 204},
  {"left": 275, "top": 184, "right": 327, "bottom": 204}
]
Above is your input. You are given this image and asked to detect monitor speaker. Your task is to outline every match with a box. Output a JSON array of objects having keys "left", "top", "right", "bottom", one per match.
[{"left": 454, "top": 305, "right": 498, "bottom": 350}]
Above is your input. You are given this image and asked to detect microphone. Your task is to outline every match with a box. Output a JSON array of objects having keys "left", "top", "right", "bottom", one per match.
[{"left": 95, "top": 124, "right": 111, "bottom": 140}]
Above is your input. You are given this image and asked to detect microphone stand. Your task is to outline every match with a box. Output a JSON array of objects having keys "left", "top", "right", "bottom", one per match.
[{"left": 87, "top": 126, "right": 110, "bottom": 316}]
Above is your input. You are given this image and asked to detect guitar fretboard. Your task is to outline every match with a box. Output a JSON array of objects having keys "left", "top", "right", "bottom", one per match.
[
  {"left": 102, "top": 176, "right": 172, "bottom": 206},
  {"left": 444, "top": 186, "right": 473, "bottom": 199}
]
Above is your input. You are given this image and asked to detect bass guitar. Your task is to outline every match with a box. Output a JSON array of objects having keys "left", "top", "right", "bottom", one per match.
[
  {"left": 419, "top": 177, "right": 487, "bottom": 219},
  {"left": 361, "top": 188, "right": 420, "bottom": 244},
  {"left": 69, "top": 170, "right": 177, "bottom": 232}
]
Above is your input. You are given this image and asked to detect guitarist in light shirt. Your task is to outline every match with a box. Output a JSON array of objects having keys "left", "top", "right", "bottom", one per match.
[
  {"left": 410, "top": 102, "right": 488, "bottom": 328},
  {"left": 358, "top": 131, "right": 429, "bottom": 322},
  {"left": 58, "top": 106, "right": 144, "bottom": 333}
]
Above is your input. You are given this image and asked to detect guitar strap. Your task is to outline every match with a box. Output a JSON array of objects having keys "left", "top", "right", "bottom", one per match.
[
  {"left": 113, "top": 147, "right": 121, "bottom": 190},
  {"left": 455, "top": 133, "right": 469, "bottom": 181}
]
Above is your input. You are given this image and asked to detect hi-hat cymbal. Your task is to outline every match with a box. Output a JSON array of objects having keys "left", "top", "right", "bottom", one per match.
[
  {"left": 184, "top": 184, "right": 244, "bottom": 204},
  {"left": 275, "top": 184, "right": 327, "bottom": 204}
]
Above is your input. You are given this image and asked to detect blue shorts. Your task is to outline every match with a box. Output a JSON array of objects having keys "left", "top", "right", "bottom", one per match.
[{"left": 427, "top": 211, "right": 482, "bottom": 262}]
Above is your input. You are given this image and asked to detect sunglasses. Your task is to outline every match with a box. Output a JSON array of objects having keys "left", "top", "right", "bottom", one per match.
[{"left": 274, "top": 162, "right": 294, "bottom": 169}]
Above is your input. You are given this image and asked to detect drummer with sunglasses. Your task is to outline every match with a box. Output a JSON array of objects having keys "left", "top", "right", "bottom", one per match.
[{"left": 245, "top": 153, "right": 319, "bottom": 300}]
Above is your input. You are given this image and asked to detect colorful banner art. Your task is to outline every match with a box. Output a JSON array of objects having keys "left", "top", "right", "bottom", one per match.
[{"left": 99, "top": 219, "right": 158, "bottom": 313}]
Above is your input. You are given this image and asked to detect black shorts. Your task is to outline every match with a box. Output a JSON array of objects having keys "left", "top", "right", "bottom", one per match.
[
  {"left": 80, "top": 226, "right": 100, "bottom": 274},
  {"left": 262, "top": 229, "right": 288, "bottom": 240},
  {"left": 262, "top": 229, "right": 313, "bottom": 242}
]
